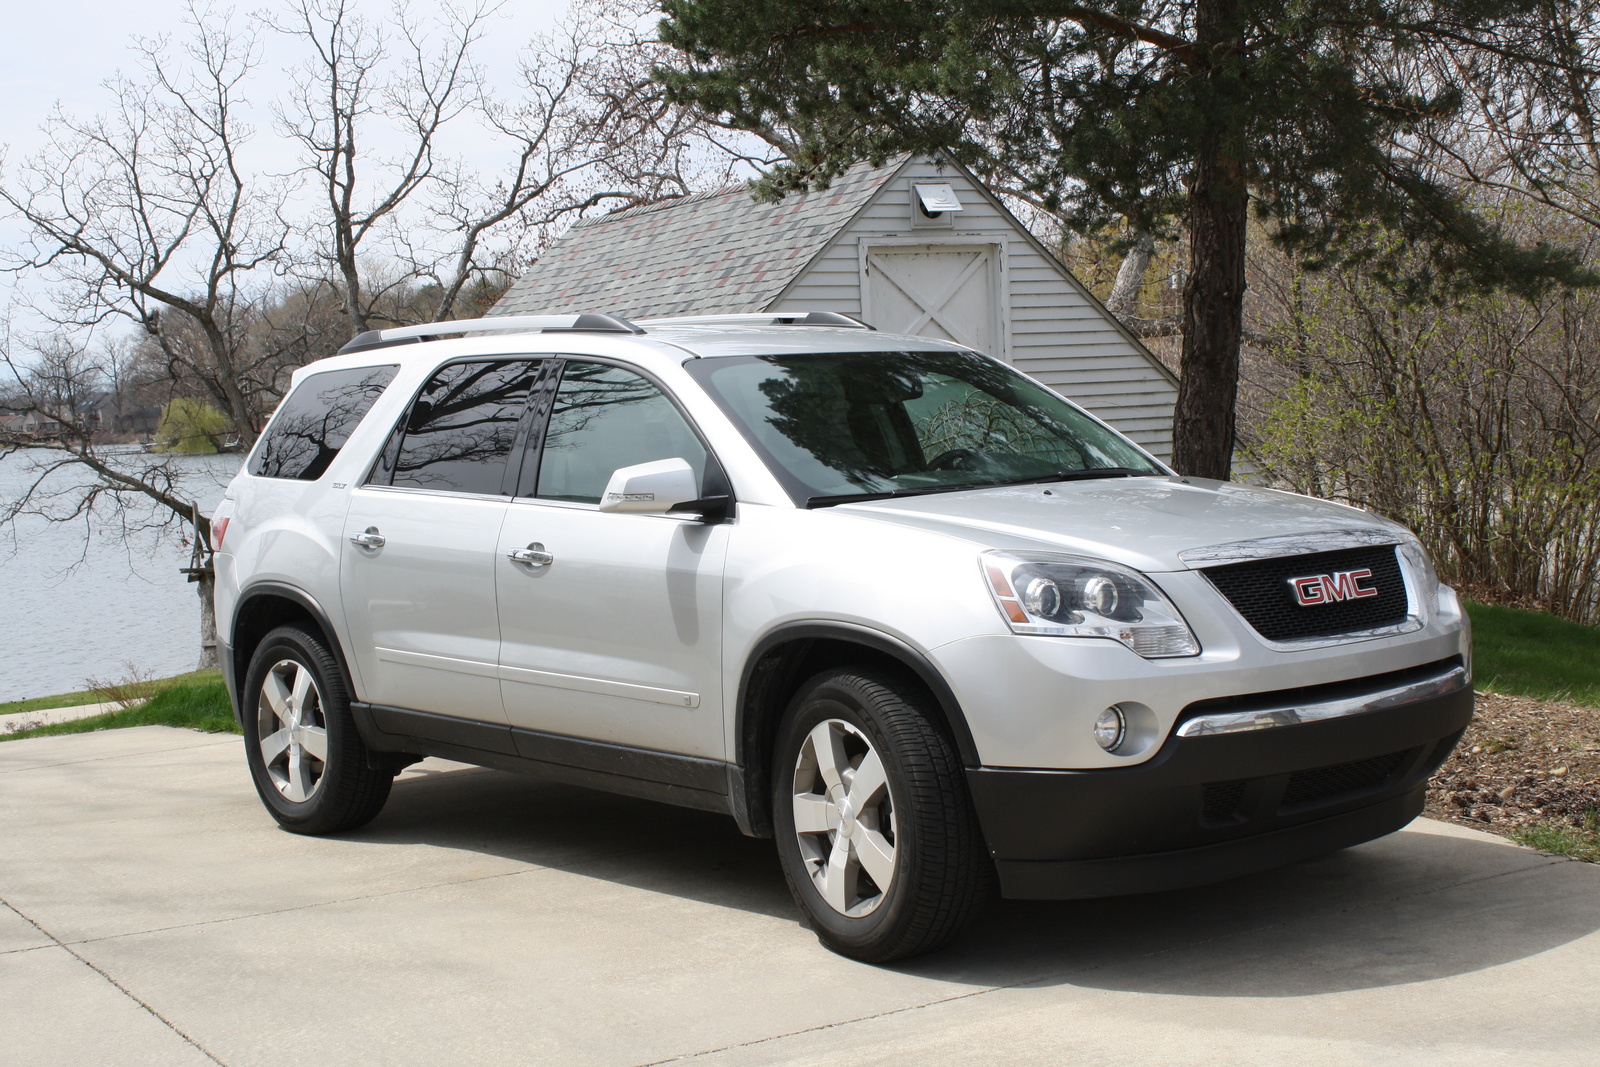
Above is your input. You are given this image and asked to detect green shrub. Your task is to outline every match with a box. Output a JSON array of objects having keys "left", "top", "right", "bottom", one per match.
[{"left": 152, "top": 397, "right": 233, "bottom": 454}]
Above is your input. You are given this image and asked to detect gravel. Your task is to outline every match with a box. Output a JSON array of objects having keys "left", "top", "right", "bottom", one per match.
[{"left": 1425, "top": 691, "right": 1600, "bottom": 839}]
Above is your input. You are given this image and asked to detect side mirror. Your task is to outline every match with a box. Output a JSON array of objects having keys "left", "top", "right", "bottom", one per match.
[{"left": 598, "top": 458, "right": 702, "bottom": 515}]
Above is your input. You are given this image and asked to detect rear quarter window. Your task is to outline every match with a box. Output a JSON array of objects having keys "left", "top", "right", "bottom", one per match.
[{"left": 248, "top": 365, "right": 398, "bottom": 481}]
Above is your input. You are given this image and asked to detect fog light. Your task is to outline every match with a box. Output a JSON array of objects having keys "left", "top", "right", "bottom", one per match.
[{"left": 1094, "top": 705, "right": 1127, "bottom": 752}]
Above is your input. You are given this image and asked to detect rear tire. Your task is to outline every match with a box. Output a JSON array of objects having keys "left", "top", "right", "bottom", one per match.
[
  {"left": 241, "top": 625, "right": 392, "bottom": 834},
  {"left": 772, "top": 667, "right": 991, "bottom": 962}
]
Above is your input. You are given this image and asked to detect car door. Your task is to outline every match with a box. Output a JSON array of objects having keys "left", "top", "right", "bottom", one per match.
[
  {"left": 495, "top": 359, "right": 730, "bottom": 760},
  {"left": 340, "top": 358, "right": 543, "bottom": 724}
]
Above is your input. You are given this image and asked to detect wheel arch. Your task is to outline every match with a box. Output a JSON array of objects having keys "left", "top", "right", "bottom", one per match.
[
  {"left": 229, "top": 583, "right": 356, "bottom": 727},
  {"left": 731, "top": 621, "right": 979, "bottom": 838}
]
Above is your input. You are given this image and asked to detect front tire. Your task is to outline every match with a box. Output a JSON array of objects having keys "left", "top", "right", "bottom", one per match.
[
  {"left": 772, "top": 668, "right": 990, "bottom": 962},
  {"left": 242, "top": 625, "right": 392, "bottom": 834}
]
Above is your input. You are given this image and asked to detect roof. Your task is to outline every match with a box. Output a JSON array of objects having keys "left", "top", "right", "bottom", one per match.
[{"left": 493, "top": 159, "right": 903, "bottom": 320}]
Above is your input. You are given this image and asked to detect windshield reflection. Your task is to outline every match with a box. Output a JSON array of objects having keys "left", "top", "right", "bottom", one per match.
[{"left": 688, "top": 351, "right": 1161, "bottom": 504}]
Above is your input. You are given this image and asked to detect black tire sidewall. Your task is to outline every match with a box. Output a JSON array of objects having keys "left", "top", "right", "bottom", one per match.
[
  {"left": 771, "top": 672, "right": 929, "bottom": 954},
  {"left": 241, "top": 625, "right": 356, "bottom": 829}
]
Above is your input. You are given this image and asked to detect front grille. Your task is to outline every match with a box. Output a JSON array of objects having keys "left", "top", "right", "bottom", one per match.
[
  {"left": 1280, "top": 748, "right": 1414, "bottom": 810},
  {"left": 1202, "top": 545, "right": 1409, "bottom": 641}
]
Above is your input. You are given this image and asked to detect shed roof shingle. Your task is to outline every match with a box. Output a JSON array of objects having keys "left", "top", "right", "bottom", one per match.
[{"left": 492, "top": 159, "right": 901, "bottom": 320}]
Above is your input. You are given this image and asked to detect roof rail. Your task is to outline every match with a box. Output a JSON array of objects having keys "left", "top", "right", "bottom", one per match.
[
  {"left": 338, "top": 313, "right": 645, "bottom": 354},
  {"left": 635, "top": 311, "right": 874, "bottom": 330}
]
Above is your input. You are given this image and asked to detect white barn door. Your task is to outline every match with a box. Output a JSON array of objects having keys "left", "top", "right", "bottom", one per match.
[{"left": 863, "top": 245, "right": 1003, "bottom": 358}]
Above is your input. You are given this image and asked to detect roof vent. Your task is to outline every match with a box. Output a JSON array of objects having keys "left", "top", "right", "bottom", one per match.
[{"left": 911, "top": 182, "right": 962, "bottom": 227}]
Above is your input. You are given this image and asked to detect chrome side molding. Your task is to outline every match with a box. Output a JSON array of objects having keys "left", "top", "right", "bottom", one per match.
[{"left": 1175, "top": 663, "right": 1470, "bottom": 738}]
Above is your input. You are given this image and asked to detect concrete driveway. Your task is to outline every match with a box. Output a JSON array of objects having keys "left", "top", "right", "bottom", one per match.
[{"left": 2, "top": 726, "right": 1596, "bottom": 1067}]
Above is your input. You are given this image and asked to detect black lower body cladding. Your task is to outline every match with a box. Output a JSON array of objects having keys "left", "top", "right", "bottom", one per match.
[
  {"left": 968, "top": 672, "right": 1474, "bottom": 899},
  {"left": 218, "top": 637, "right": 238, "bottom": 718}
]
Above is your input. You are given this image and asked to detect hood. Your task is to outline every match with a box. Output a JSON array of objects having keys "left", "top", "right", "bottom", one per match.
[{"left": 830, "top": 476, "right": 1406, "bottom": 572}]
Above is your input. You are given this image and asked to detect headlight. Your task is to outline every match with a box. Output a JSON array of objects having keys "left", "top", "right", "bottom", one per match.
[
  {"left": 982, "top": 551, "right": 1200, "bottom": 658},
  {"left": 1396, "top": 535, "right": 1441, "bottom": 612}
]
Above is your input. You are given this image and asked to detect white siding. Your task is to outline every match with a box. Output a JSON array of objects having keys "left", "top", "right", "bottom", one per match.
[{"left": 770, "top": 157, "right": 1178, "bottom": 458}]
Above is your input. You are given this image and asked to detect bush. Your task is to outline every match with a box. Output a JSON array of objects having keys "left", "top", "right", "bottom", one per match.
[
  {"left": 1241, "top": 243, "right": 1600, "bottom": 625},
  {"left": 153, "top": 397, "right": 233, "bottom": 453}
]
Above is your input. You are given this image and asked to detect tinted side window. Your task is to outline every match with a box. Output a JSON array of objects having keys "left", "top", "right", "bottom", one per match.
[
  {"left": 389, "top": 360, "right": 539, "bottom": 495},
  {"left": 248, "top": 365, "right": 397, "bottom": 480},
  {"left": 536, "top": 362, "right": 708, "bottom": 504}
]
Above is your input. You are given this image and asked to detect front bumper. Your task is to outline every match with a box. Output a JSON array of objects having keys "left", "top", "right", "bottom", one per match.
[{"left": 967, "top": 660, "right": 1473, "bottom": 899}]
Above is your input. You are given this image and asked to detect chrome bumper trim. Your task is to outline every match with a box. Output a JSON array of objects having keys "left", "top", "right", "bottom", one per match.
[{"left": 1175, "top": 664, "right": 1470, "bottom": 738}]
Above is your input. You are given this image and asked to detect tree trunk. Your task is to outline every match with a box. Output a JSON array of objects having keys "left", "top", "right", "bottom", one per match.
[
  {"left": 1107, "top": 231, "right": 1156, "bottom": 320},
  {"left": 1172, "top": 0, "right": 1248, "bottom": 481},
  {"left": 343, "top": 259, "right": 367, "bottom": 338},
  {"left": 209, "top": 335, "right": 260, "bottom": 449},
  {"left": 196, "top": 568, "right": 220, "bottom": 671}
]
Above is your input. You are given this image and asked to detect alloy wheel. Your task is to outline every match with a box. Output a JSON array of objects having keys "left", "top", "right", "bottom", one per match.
[
  {"left": 790, "top": 718, "right": 897, "bottom": 917},
  {"left": 256, "top": 659, "right": 329, "bottom": 803}
]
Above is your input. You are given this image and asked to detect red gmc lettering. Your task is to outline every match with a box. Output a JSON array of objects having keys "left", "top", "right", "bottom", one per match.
[
  {"left": 1290, "top": 568, "right": 1378, "bottom": 607},
  {"left": 1291, "top": 576, "right": 1327, "bottom": 605}
]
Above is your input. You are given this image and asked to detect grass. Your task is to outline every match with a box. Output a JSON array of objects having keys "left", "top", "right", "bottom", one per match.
[
  {"left": 1464, "top": 600, "right": 1600, "bottom": 707},
  {"left": 0, "top": 669, "right": 223, "bottom": 716},
  {"left": 0, "top": 676, "right": 239, "bottom": 742},
  {"left": 1509, "top": 814, "right": 1600, "bottom": 863}
]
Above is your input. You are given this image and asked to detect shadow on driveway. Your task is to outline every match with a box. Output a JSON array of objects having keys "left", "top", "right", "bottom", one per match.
[{"left": 345, "top": 761, "right": 1600, "bottom": 996}]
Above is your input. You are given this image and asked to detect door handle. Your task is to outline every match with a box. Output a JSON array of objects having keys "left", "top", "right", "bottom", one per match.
[
  {"left": 349, "top": 526, "right": 386, "bottom": 549},
  {"left": 506, "top": 542, "right": 554, "bottom": 568}
]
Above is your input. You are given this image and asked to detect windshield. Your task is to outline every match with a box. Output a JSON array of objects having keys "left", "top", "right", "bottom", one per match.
[{"left": 684, "top": 350, "right": 1164, "bottom": 505}]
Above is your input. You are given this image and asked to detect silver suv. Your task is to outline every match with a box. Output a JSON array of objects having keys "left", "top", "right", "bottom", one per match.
[{"left": 215, "top": 312, "right": 1472, "bottom": 962}]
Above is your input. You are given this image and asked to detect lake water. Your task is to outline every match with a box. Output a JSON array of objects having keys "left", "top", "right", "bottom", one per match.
[{"left": 0, "top": 450, "right": 241, "bottom": 702}]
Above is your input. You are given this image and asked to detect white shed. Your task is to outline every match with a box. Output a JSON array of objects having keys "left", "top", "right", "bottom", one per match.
[{"left": 494, "top": 153, "right": 1179, "bottom": 456}]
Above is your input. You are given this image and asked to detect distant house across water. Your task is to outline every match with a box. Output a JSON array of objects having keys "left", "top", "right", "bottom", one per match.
[{"left": 0, "top": 408, "right": 67, "bottom": 441}]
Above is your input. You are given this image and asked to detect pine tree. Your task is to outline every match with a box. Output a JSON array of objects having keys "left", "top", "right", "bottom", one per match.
[{"left": 658, "top": 0, "right": 1596, "bottom": 477}]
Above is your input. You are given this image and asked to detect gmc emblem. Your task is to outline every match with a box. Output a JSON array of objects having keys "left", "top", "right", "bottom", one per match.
[{"left": 1289, "top": 568, "right": 1379, "bottom": 606}]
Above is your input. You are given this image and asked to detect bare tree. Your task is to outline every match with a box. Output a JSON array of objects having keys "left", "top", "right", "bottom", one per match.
[
  {"left": 0, "top": 5, "right": 288, "bottom": 449},
  {"left": 1240, "top": 220, "right": 1600, "bottom": 624},
  {"left": 272, "top": 0, "right": 779, "bottom": 336},
  {"left": 271, "top": 0, "right": 488, "bottom": 335},
  {"left": 0, "top": 5, "right": 297, "bottom": 674},
  {"left": 1402, "top": 2, "right": 1600, "bottom": 235},
  {"left": 418, "top": 0, "right": 782, "bottom": 319},
  {"left": 571, "top": 0, "right": 788, "bottom": 188},
  {"left": 0, "top": 330, "right": 226, "bottom": 668},
  {"left": 411, "top": 1, "right": 670, "bottom": 321}
]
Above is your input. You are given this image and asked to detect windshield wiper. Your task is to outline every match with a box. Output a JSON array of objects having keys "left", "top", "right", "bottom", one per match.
[
  {"left": 805, "top": 468, "right": 1160, "bottom": 508},
  {"left": 999, "top": 467, "right": 1157, "bottom": 487},
  {"left": 805, "top": 483, "right": 992, "bottom": 509}
]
